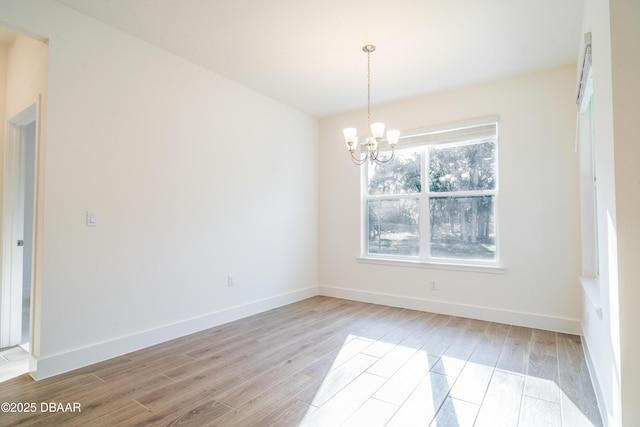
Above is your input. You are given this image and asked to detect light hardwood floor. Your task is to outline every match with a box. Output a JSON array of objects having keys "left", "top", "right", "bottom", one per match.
[{"left": 0, "top": 296, "right": 602, "bottom": 426}]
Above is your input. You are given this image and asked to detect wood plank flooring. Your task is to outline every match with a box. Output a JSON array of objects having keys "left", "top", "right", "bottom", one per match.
[{"left": 0, "top": 296, "right": 602, "bottom": 426}]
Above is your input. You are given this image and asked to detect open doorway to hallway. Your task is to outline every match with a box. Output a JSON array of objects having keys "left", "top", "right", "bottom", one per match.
[
  {"left": 1, "top": 104, "right": 37, "bottom": 354},
  {"left": 0, "top": 24, "right": 49, "bottom": 381}
]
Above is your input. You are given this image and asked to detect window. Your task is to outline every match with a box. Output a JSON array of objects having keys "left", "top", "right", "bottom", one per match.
[
  {"left": 577, "top": 34, "right": 599, "bottom": 279},
  {"left": 363, "top": 121, "right": 498, "bottom": 265}
]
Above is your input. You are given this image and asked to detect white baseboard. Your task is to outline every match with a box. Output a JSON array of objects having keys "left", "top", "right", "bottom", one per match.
[
  {"left": 33, "top": 286, "right": 318, "bottom": 380},
  {"left": 33, "top": 285, "right": 582, "bottom": 380},
  {"left": 581, "top": 335, "right": 607, "bottom": 426},
  {"left": 319, "top": 285, "right": 581, "bottom": 335}
]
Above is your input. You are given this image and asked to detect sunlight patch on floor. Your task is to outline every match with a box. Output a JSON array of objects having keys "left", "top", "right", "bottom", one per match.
[
  {"left": 296, "top": 332, "right": 600, "bottom": 426},
  {"left": 0, "top": 346, "right": 29, "bottom": 383}
]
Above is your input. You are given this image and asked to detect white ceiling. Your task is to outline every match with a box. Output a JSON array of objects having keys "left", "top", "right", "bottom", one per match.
[{"left": 52, "top": 0, "right": 584, "bottom": 118}]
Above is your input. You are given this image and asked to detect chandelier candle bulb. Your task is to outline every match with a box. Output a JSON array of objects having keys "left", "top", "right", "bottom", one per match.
[
  {"left": 370, "top": 122, "right": 385, "bottom": 138},
  {"left": 343, "top": 128, "right": 358, "bottom": 152},
  {"left": 343, "top": 128, "right": 357, "bottom": 144},
  {"left": 387, "top": 130, "right": 400, "bottom": 147},
  {"left": 367, "top": 136, "right": 379, "bottom": 152}
]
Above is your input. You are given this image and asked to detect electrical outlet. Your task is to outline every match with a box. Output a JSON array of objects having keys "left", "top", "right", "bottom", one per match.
[
  {"left": 228, "top": 274, "right": 236, "bottom": 286},
  {"left": 431, "top": 281, "right": 438, "bottom": 291}
]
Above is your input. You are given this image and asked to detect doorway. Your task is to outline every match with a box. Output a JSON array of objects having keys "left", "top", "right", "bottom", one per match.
[{"left": 0, "top": 104, "right": 37, "bottom": 351}]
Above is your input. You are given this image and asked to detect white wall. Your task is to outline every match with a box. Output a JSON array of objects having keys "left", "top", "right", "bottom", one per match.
[
  {"left": 579, "top": 0, "right": 640, "bottom": 425},
  {"left": 611, "top": 0, "right": 640, "bottom": 422},
  {"left": 578, "top": 0, "right": 619, "bottom": 424},
  {"left": 0, "top": 42, "right": 6, "bottom": 226},
  {"left": 319, "top": 65, "right": 581, "bottom": 333},
  {"left": 3, "top": 35, "right": 47, "bottom": 120},
  {"left": 0, "top": 0, "right": 318, "bottom": 378}
]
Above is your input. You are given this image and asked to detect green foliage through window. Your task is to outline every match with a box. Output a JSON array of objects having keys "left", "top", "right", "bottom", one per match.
[
  {"left": 367, "top": 150, "right": 421, "bottom": 195},
  {"left": 429, "top": 141, "right": 496, "bottom": 192},
  {"left": 363, "top": 123, "right": 498, "bottom": 263}
]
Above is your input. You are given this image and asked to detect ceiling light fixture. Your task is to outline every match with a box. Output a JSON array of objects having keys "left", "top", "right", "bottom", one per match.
[{"left": 343, "top": 45, "right": 399, "bottom": 165}]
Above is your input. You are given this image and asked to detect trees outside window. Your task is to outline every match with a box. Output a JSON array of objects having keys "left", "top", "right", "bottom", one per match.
[{"left": 363, "top": 122, "right": 498, "bottom": 263}]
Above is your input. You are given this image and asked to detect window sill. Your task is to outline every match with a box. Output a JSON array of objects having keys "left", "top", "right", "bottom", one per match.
[
  {"left": 357, "top": 256, "right": 506, "bottom": 274},
  {"left": 580, "top": 276, "right": 602, "bottom": 318}
]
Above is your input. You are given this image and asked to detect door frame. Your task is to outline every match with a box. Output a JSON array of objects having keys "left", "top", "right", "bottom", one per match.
[{"left": 0, "top": 103, "right": 37, "bottom": 349}]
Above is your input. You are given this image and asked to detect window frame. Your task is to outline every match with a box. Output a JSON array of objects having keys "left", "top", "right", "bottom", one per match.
[{"left": 360, "top": 118, "right": 502, "bottom": 271}]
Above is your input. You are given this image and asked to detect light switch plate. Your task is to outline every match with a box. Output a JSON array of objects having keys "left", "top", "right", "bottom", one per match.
[{"left": 87, "top": 211, "right": 98, "bottom": 227}]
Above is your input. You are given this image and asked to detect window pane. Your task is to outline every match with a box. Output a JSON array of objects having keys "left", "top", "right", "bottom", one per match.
[
  {"left": 429, "top": 140, "right": 496, "bottom": 192},
  {"left": 367, "top": 148, "right": 421, "bottom": 195},
  {"left": 429, "top": 196, "right": 495, "bottom": 260},
  {"left": 367, "top": 198, "right": 419, "bottom": 256}
]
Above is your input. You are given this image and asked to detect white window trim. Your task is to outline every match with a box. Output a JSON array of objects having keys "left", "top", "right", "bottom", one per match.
[
  {"left": 576, "top": 32, "right": 601, "bottom": 315},
  {"left": 357, "top": 256, "right": 506, "bottom": 274},
  {"left": 359, "top": 117, "right": 502, "bottom": 271}
]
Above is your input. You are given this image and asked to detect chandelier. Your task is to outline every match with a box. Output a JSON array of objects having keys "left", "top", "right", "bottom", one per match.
[{"left": 343, "top": 45, "right": 400, "bottom": 165}]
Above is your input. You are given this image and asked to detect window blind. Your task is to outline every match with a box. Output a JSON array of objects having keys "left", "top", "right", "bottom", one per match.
[
  {"left": 398, "top": 122, "right": 497, "bottom": 148},
  {"left": 576, "top": 32, "right": 593, "bottom": 112}
]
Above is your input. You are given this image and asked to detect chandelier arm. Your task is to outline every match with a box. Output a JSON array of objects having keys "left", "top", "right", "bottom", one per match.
[
  {"left": 350, "top": 151, "right": 368, "bottom": 165},
  {"left": 370, "top": 146, "right": 395, "bottom": 163}
]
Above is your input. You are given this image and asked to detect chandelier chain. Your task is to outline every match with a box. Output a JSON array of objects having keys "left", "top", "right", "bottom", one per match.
[{"left": 367, "top": 49, "right": 371, "bottom": 137}]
